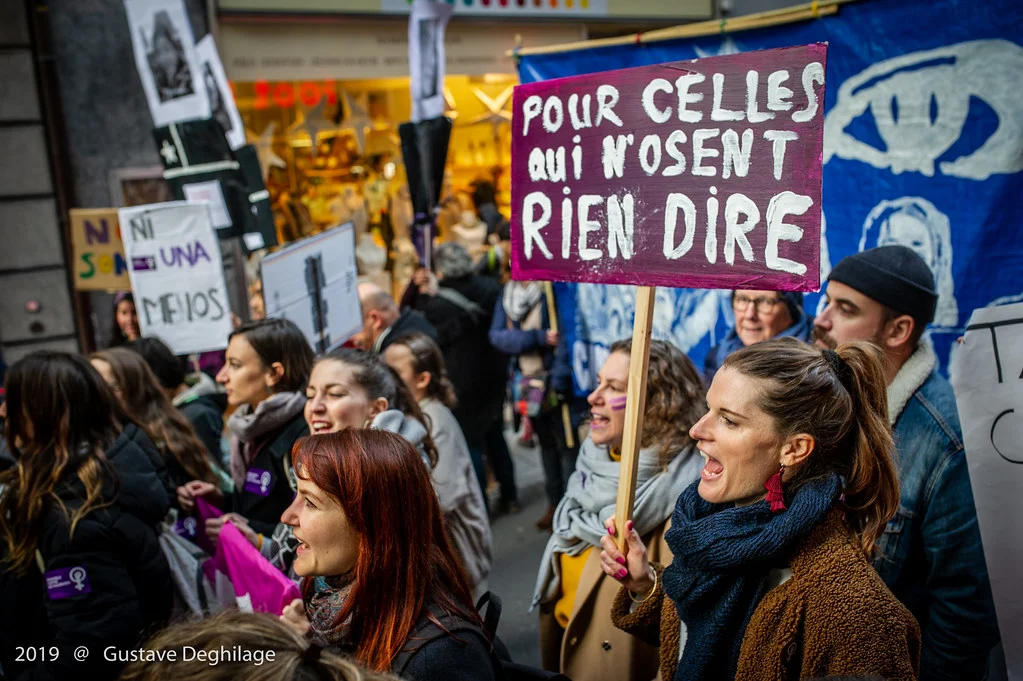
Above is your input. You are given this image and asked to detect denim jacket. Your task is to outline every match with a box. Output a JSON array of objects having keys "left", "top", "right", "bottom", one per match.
[{"left": 874, "top": 343, "right": 999, "bottom": 681}]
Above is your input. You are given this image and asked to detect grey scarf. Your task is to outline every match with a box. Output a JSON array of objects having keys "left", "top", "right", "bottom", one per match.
[
  {"left": 531, "top": 436, "right": 702, "bottom": 609},
  {"left": 504, "top": 282, "right": 544, "bottom": 324},
  {"left": 227, "top": 391, "right": 307, "bottom": 490}
]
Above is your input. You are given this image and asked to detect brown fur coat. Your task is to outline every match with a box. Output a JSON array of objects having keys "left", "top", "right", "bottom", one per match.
[{"left": 611, "top": 510, "right": 921, "bottom": 681}]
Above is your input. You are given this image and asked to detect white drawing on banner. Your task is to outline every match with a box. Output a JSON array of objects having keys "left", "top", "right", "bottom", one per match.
[
  {"left": 860, "top": 197, "right": 958, "bottom": 328},
  {"left": 824, "top": 39, "right": 1023, "bottom": 180},
  {"left": 572, "top": 284, "right": 727, "bottom": 390},
  {"left": 694, "top": 37, "right": 743, "bottom": 58}
]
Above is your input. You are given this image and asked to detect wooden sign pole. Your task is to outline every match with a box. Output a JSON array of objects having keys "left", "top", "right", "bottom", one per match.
[
  {"left": 543, "top": 281, "right": 575, "bottom": 449},
  {"left": 614, "top": 285, "right": 656, "bottom": 551}
]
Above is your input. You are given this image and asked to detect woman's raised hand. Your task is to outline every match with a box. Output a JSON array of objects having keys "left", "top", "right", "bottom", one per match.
[{"left": 600, "top": 517, "right": 656, "bottom": 598}]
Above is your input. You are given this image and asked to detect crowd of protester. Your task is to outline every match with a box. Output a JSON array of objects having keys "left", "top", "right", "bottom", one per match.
[{"left": 0, "top": 242, "right": 1003, "bottom": 681}]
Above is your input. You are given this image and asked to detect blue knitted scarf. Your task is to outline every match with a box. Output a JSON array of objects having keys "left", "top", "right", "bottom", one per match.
[{"left": 662, "top": 474, "right": 842, "bottom": 681}]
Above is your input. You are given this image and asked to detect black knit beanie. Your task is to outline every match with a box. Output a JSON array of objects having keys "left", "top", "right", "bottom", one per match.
[{"left": 828, "top": 245, "right": 937, "bottom": 325}]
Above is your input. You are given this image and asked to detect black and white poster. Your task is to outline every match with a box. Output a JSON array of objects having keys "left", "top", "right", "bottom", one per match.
[
  {"left": 124, "top": 0, "right": 210, "bottom": 127},
  {"left": 195, "top": 35, "right": 245, "bottom": 150},
  {"left": 261, "top": 223, "right": 361, "bottom": 354},
  {"left": 408, "top": 0, "right": 453, "bottom": 123}
]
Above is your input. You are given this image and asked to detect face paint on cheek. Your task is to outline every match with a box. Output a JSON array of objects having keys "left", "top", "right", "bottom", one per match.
[{"left": 609, "top": 396, "right": 628, "bottom": 412}]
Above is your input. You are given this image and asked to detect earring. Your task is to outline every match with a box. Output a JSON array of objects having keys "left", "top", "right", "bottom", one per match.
[{"left": 765, "top": 465, "right": 787, "bottom": 513}]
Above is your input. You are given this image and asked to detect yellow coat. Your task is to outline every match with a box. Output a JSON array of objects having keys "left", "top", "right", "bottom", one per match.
[{"left": 539, "top": 522, "right": 672, "bottom": 681}]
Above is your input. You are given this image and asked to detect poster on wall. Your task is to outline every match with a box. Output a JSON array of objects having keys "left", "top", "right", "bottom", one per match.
[
  {"left": 408, "top": 0, "right": 454, "bottom": 123},
  {"left": 118, "top": 201, "right": 232, "bottom": 354},
  {"left": 261, "top": 223, "right": 361, "bottom": 353},
  {"left": 195, "top": 35, "right": 245, "bottom": 149},
  {"left": 124, "top": 0, "right": 210, "bottom": 127},
  {"left": 69, "top": 209, "right": 130, "bottom": 291},
  {"left": 950, "top": 302, "right": 1023, "bottom": 677}
]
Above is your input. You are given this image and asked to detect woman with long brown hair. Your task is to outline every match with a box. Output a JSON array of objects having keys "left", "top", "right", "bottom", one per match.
[
  {"left": 383, "top": 333, "right": 492, "bottom": 598},
  {"left": 0, "top": 351, "right": 172, "bottom": 680},
  {"left": 601, "top": 337, "right": 920, "bottom": 680},
  {"left": 91, "top": 347, "right": 216, "bottom": 490},
  {"left": 277, "top": 430, "right": 496, "bottom": 681},
  {"left": 532, "top": 339, "right": 706, "bottom": 681}
]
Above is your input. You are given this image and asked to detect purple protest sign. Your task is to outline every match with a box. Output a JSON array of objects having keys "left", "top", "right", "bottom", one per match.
[
  {"left": 510, "top": 44, "right": 827, "bottom": 292},
  {"left": 45, "top": 566, "right": 92, "bottom": 600}
]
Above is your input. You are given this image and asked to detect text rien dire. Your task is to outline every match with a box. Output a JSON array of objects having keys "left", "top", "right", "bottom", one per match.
[{"left": 521, "top": 188, "right": 813, "bottom": 276}]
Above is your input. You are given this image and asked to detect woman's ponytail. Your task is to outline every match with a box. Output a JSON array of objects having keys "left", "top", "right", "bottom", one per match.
[{"left": 835, "top": 342, "right": 901, "bottom": 558}]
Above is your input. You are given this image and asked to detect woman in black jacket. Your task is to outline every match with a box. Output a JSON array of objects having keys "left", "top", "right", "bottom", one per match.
[
  {"left": 277, "top": 430, "right": 496, "bottom": 681},
  {"left": 177, "top": 319, "right": 313, "bottom": 545},
  {"left": 0, "top": 351, "right": 172, "bottom": 681}
]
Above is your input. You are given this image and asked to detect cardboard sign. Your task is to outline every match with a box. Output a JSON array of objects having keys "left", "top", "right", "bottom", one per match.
[
  {"left": 261, "top": 223, "right": 361, "bottom": 353},
  {"left": 70, "top": 209, "right": 130, "bottom": 290},
  {"left": 118, "top": 201, "right": 232, "bottom": 354},
  {"left": 950, "top": 301, "right": 1023, "bottom": 674},
  {"left": 510, "top": 44, "right": 827, "bottom": 292}
]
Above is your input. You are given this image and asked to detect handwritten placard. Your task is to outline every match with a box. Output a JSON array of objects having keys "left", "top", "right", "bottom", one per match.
[
  {"left": 510, "top": 43, "right": 827, "bottom": 291},
  {"left": 69, "top": 209, "right": 130, "bottom": 291},
  {"left": 118, "top": 201, "right": 232, "bottom": 354},
  {"left": 950, "top": 302, "right": 1023, "bottom": 674}
]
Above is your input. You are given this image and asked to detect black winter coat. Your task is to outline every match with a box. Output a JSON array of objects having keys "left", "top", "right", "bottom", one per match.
[
  {"left": 0, "top": 430, "right": 173, "bottom": 681},
  {"left": 391, "top": 604, "right": 498, "bottom": 681},
  {"left": 412, "top": 275, "right": 507, "bottom": 445},
  {"left": 228, "top": 413, "right": 308, "bottom": 537},
  {"left": 376, "top": 308, "right": 438, "bottom": 354}
]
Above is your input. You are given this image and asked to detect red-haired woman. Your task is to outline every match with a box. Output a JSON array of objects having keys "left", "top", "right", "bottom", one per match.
[{"left": 278, "top": 430, "right": 496, "bottom": 681}]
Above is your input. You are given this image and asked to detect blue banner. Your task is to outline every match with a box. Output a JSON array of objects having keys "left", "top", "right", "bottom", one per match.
[{"left": 517, "top": 0, "right": 1023, "bottom": 393}]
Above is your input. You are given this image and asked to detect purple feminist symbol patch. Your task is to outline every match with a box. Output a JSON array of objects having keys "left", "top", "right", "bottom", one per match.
[
  {"left": 131, "top": 255, "right": 156, "bottom": 272},
  {"left": 244, "top": 468, "right": 274, "bottom": 497},
  {"left": 173, "top": 516, "right": 199, "bottom": 538},
  {"left": 46, "top": 566, "right": 91, "bottom": 600}
]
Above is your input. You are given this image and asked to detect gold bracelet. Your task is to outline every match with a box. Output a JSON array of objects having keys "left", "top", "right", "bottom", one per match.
[
  {"left": 629, "top": 567, "right": 658, "bottom": 604},
  {"left": 257, "top": 533, "right": 264, "bottom": 550}
]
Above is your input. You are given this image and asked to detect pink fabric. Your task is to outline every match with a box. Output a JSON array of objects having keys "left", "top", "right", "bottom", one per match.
[{"left": 216, "top": 522, "right": 300, "bottom": 615}]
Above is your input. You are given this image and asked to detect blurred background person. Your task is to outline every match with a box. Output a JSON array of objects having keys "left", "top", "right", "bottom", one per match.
[
  {"left": 383, "top": 333, "right": 493, "bottom": 598},
  {"left": 703, "top": 290, "right": 812, "bottom": 383},
  {"left": 107, "top": 291, "right": 141, "bottom": 348},
  {"left": 91, "top": 347, "right": 216, "bottom": 492},
  {"left": 408, "top": 243, "right": 518, "bottom": 516},
  {"left": 489, "top": 279, "right": 583, "bottom": 531},
  {"left": 128, "top": 337, "right": 228, "bottom": 482}
]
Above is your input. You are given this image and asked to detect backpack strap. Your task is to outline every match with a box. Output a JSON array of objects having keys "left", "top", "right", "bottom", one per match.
[{"left": 476, "top": 591, "right": 502, "bottom": 641}]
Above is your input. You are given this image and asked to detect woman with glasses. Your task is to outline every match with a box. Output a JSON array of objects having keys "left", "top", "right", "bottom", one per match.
[{"left": 703, "top": 290, "right": 813, "bottom": 383}]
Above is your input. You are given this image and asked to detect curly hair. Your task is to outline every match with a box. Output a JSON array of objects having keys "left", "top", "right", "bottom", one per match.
[{"left": 608, "top": 339, "right": 706, "bottom": 464}]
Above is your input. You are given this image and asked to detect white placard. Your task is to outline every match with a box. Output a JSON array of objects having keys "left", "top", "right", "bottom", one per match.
[
  {"left": 195, "top": 35, "right": 245, "bottom": 149},
  {"left": 118, "top": 201, "right": 232, "bottom": 354},
  {"left": 261, "top": 223, "right": 361, "bottom": 354},
  {"left": 950, "top": 301, "right": 1023, "bottom": 678},
  {"left": 124, "top": 0, "right": 210, "bottom": 127},
  {"left": 409, "top": 0, "right": 453, "bottom": 123},
  {"left": 182, "top": 180, "right": 232, "bottom": 229}
]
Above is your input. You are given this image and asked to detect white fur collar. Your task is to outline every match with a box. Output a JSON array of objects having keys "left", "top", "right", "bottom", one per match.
[{"left": 887, "top": 336, "right": 936, "bottom": 426}]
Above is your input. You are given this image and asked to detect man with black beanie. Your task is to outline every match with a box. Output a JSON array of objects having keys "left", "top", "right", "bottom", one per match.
[{"left": 814, "top": 245, "right": 999, "bottom": 681}]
